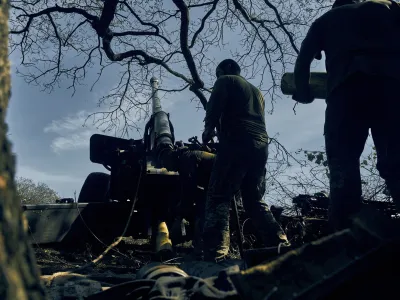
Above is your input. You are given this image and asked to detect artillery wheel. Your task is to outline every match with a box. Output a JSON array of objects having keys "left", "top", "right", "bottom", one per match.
[{"left": 78, "top": 172, "right": 110, "bottom": 203}]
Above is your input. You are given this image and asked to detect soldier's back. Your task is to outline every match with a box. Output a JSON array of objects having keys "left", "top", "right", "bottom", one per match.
[
  {"left": 218, "top": 75, "right": 268, "bottom": 144},
  {"left": 316, "top": 0, "right": 400, "bottom": 93}
]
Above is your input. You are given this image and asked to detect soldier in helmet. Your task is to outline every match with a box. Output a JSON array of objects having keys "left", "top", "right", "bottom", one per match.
[
  {"left": 293, "top": 0, "right": 400, "bottom": 230},
  {"left": 202, "top": 59, "right": 289, "bottom": 262}
]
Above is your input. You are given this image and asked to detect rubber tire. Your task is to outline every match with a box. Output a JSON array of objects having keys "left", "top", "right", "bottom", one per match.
[{"left": 78, "top": 172, "right": 110, "bottom": 203}]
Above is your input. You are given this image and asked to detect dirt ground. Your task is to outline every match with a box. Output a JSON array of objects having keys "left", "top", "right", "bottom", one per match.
[
  {"left": 34, "top": 238, "right": 206, "bottom": 299},
  {"left": 34, "top": 236, "right": 242, "bottom": 275},
  {"left": 35, "top": 238, "right": 153, "bottom": 276},
  {"left": 30, "top": 213, "right": 325, "bottom": 299}
]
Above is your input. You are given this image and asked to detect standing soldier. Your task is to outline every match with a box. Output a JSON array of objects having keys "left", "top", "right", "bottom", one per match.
[
  {"left": 293, "top": 0, "right": 400, "bottom": 230},
  {"left": 202, "top": 59, "right": 289, "bottom": 262}
]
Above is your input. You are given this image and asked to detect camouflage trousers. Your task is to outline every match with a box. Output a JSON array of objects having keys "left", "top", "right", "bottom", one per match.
[
  {"left": 202, "top": 140, "right": 287, "bottom": 261},
  {"left": 325, "top": 73, "right": 400, "bottom": 230}
]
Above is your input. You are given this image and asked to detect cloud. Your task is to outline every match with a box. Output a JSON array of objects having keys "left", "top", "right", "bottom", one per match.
[
  {"left": 44, "top": 110, "right": 88, "bottom": 135},
  {"left": 44, "top": 90, "right": 180, "bottom": 153},
  {"left": 44, "top": 110, "right": 100, "bottom": 154},
  {"left": 49, "top": 130, "right": 94, "bottom": 153}
]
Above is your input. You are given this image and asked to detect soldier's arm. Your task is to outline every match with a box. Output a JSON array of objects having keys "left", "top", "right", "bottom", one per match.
[
  {"left": 294, "top": 21, "right": 323, "bottom": 96},
  {"left": 204, "top": 77, "right": 229, "bottom": 132}
]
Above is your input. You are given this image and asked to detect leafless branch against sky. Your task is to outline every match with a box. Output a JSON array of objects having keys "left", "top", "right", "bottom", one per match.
[{"left": 9, "top": 0, "right": 332, "bottom": 134}]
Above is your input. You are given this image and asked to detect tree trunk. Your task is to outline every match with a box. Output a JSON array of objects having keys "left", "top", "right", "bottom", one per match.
[
  {"left": 281, "top": 72, "right": 328, "bottom": 100},
  {"left": 0, "top": 2, "right": 46, "bottom": 300}
]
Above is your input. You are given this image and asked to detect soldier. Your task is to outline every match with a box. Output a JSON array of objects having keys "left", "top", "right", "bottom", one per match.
[
  {"left": 293, "top": 0, "right": 400, "bottom": 230},
  {"left": 202, "top": 59, "right": 289, "bottom": 262}
]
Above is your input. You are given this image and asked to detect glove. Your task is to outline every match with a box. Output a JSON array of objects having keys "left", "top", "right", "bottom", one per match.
[
  {"left": 292, "top": 86, "right": 315, "bottom": 104},
  {"left": 202, "top": 127, "right": 215, "bottom": 145}
]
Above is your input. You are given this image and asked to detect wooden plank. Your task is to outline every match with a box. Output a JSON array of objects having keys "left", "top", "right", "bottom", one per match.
[{"left": 281, "top": 72, "right": 328, "bottom": 99}]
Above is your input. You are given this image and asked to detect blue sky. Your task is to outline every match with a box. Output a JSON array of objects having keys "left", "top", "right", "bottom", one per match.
[{"left": 6, "top": 1, "right": 373, "bottom": 199}]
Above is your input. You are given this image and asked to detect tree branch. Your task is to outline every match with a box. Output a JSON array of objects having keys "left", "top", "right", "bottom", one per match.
[
  {"left": 173, "top": 0, "right": 207, "bottom": 109},
  {"left": 92, "top": 0, "right": 119, "bottom": 37},
  {"left": 262, "top": 0, "right": 299, "bottom": 54},
  {"left": 10, "top": 5, "right": 97, "bottom": 34},
  {"left": 189, "top": 0, "right": 219, "bottom": 49},
  {"left": 120, "top": 1, "right": 172, "bottom": 44},
  {"left": 101, "top": 36, "right": 191, "bottom": 83}
]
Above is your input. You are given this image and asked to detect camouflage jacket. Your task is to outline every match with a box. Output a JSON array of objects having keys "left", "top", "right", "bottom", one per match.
[{"left": 204, "top": 75, "right": 268, "bottom": 144}]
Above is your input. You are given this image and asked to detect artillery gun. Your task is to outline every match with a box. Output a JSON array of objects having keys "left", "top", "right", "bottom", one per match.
[
  {"left": 74, "top": 77, "right": 221, "bottom": 252},
  {"left": 77, "top": 78, "right": 216, "bottom": 205},
  {"left": 22, "top": 77, "right": 219, "bottom": 252}
]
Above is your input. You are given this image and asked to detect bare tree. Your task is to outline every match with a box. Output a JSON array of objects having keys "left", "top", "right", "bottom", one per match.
[
  {"left": 0, "top": 2, "right": 46, "bottom": 299},
  {"left": 9, "top": 0, "right": 332, "bottom": 136},
  {"left": 17, "top": 177, "right": 60, "bottom": 204}
]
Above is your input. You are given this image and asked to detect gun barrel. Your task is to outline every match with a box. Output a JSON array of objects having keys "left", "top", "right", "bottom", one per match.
[
  {"left": 150, "top": 77, "right": 162, "bottom": 114},
  {"left": 147, "top": 77, "right": 175, "bottom": 168}
]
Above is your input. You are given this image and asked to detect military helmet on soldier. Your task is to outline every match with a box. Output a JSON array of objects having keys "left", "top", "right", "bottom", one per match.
[{"left": 216, "top": 59, "right": 241, "bottom": 77}]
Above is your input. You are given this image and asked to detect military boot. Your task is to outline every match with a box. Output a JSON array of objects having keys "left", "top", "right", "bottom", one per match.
[
  {"left": 253, "top": 210, "right": 291, "bottom": 248},
  {"left": 203, "top": 230, "right": 230, "bottom": 262}
]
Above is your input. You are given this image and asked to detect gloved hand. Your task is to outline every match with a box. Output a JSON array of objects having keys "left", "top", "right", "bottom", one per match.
[
  {"left": 292, "top": 86, "right": 315, "bottom": 104},
  {"left": 202, "top": 127, "right": 215, "bottom": 145}
]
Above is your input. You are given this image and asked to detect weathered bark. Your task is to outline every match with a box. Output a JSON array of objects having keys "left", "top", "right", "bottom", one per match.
[
  {"left": 0, "top": 2, "right": 46, "bottom": 299},
  {"left": 281, "top": 72, "right": 327, "bottom": 99}
]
